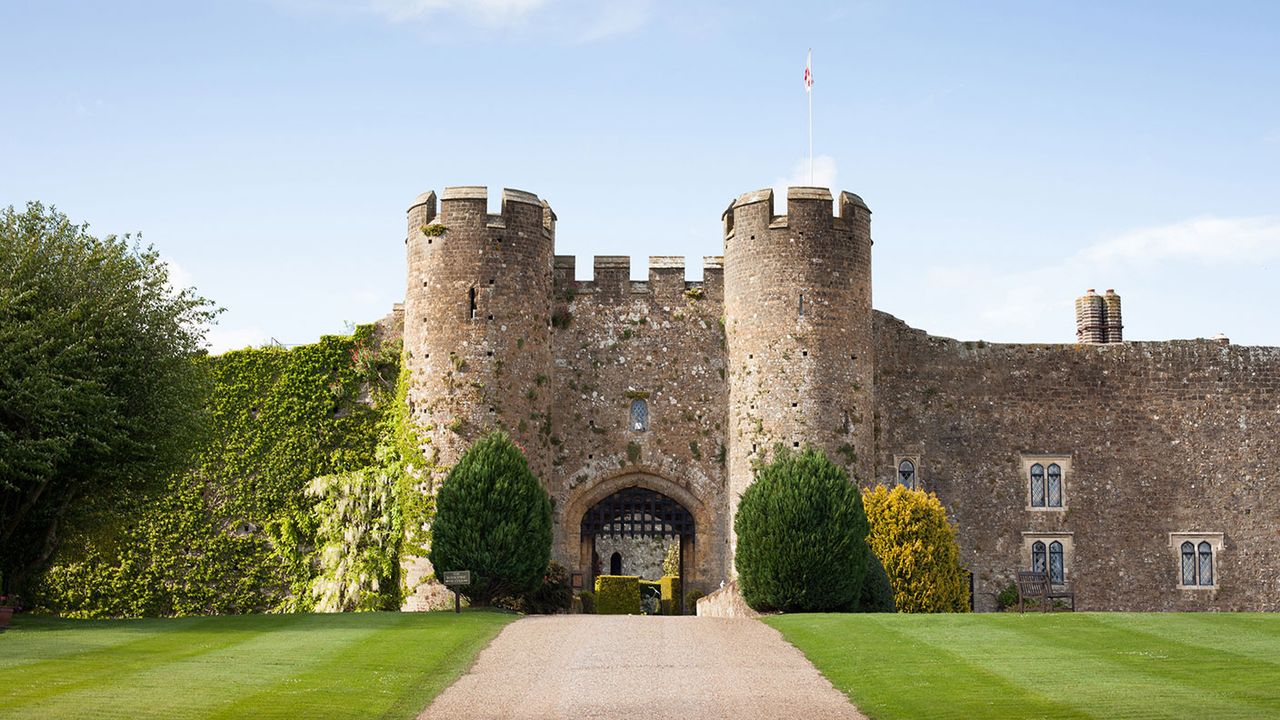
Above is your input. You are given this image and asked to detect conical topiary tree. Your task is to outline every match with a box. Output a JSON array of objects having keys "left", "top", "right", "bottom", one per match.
[
  {"left": 863, "top": 484, "right": 969, "bottom": 613},
  {"left": 428, "top": 431, "right": 552, "bottom": 605},
  {"left": 734, "top": 446, "right": 871, "bottom": 612}
]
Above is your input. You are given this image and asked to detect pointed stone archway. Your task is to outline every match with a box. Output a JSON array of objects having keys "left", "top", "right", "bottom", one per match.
[{"left": 561, "top": 471, "right": 712, "bottom": 611}]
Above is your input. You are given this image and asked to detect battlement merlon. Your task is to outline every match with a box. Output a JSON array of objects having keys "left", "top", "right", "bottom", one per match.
[
  {"left": 551, "top": 255, "right": 726, "bottom": 298},
  {"left": 406, "top": 186, "right": 555, "bottom": 238},
  {"left": 722, "top": 187, "right": 871, "bottom": 239}
]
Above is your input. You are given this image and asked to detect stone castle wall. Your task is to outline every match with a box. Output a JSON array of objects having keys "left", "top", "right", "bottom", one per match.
[
  {"left": 874, "top": 311, "right": 1280, "bottom": 611},
  {"left": 397, "top": 183, "right": 1280, "bottom": 612},
  {"left": 545, "top": 254, "right": 728, "bottom": 592}
]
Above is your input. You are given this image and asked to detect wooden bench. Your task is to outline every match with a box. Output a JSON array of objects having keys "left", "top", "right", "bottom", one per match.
[{"left": 1016, "top": 571, "right": 1075, "bottom": 612}]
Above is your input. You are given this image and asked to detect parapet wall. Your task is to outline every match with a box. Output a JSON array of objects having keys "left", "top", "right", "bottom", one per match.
[
  {"left": 874, "top": 310, "right": 1280, "bottom": 611},
  {"left": 553, "top": 255, "right": 724, "bottom": 303}
]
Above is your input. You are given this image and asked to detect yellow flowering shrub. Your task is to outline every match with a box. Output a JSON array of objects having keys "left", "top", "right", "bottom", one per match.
[{"left": 863, "top": 485, "right": 969, "bottom": 613}]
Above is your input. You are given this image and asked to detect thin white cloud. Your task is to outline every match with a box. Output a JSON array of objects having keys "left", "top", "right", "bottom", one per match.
[
  {"left": 368, "top": 0, "right": 547, "bottom": 24},
  {"left": 576, "top": 1, "right": 652, "bottom": 42},
  {"left": 163, "top": 258, "right": 197, "bottom": 295},
  {"left": 206, "top": 325, "right": 272, "bottom": 355},
  {"left": 1079, "top": 216, "right": 1280, "bottom": 266},
  {"left": 772, "top": 155, "right": 838, "bottom": 210},
  {"left": 903, "top": 215, "right": 1280, "bottom": 342},
  {"left": 278, "top": 0, "right": 652, "bottom": 38}
]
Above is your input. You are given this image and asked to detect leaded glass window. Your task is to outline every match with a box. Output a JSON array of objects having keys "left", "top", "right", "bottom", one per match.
[
  {"left": 1049, "top": 541, "right": 1064, "bottom": 584},
  {"left": 630, "top": 399, "right": 648, "bottom": 432},
  {"left": 1032, "top": 541, "right": 1047, "bottom": 573},
  {"left": 1198, "top": 542, "right": 1213, "bottom": 586},
  {"left": 1181, "top": 542, "right": 1196, "bottom": 586},
  {"left": 898, "top": 459, "right": 916, "bottom": 489},
  {"left": 1046, "top": 464, "right": 1062, "bottom": 507},
  {"left": 1030, "top": 464, "right": 1046, "bottom": 507}
]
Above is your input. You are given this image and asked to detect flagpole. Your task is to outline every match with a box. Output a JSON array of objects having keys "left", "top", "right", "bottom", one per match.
[{"left": 807, "top": 49, "right": 813, "bottom": 185}]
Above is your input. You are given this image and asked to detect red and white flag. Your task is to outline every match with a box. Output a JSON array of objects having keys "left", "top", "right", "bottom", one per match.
[{"left": 804, "top": 50, "right": 813, "bottom": 92}]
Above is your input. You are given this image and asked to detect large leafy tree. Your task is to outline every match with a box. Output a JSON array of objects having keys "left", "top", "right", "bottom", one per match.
[
  {"left": 428, "top": 431, "right": 552, "bottom": 605},
  {"left": 0, "top": 202, "right": 218, "bottom": 592},
  {"left": 734, "top": 446, "right": 871, "bottom": 612}
]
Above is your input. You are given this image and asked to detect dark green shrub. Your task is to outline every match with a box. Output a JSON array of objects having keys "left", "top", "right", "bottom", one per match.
[
  {"left": 685, "top": 589, "right": 704, "bottom": 614},
  {"left": 428, "top": 431, "right": 552, "bottom": 606},
  {"left": 997, "top": 582, "right": 1019, "bottom": 611},
  {"left": 594, "top": 575, "right": 640, "bottom": 614},
  {"left": 500, "top": 561, "right": 572, "bottom": 614},
  {"left": 577, "top": 590, "right": 596, "bottom": 614},
  {"left": 858, "top": 548, "right": 896, "bottom": 612},
  {"left": 734, "top": 446, "right": 871, "bottom": 612}
]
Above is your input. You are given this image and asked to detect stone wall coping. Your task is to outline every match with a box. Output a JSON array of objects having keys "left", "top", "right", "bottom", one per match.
[
  {"left": 441, "top": 185, "right": 488, "bottom": 200},
  {"left": 788, "top": 186, "right": 833, "bottom": 202},
  {"left": 502, "top": 188, "right": 542, "bottom": 207},
  {"left": 649, "top": 256, "right": 684, "bottom": 270}
]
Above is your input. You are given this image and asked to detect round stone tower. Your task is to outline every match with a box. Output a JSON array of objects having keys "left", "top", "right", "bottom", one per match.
[
  {"left": 403, "top": 186, "right": 556, "bottom": 481},
  {"left": 722, "top": 187, "right": 874, "bottom": 569}
]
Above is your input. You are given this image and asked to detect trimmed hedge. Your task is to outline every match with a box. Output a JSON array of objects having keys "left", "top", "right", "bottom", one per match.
[
  {"left": 594, "top": 575, "right": 640, "bottom": 615},
  {"left": 659, "top": 575, "right": 682, "bottom": 615}
]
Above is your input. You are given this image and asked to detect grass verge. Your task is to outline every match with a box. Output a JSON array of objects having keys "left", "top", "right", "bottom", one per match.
[
  {"left": 0, "top": 610, "right": 513, "bottom": 720},
  {"left": 766, "top": 612, "right": 1280, "bottom": 720}
]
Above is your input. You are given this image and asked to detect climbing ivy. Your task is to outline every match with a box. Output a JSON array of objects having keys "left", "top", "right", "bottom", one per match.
[{"left": 32, "top": 326, "right": 425, "bottom": 617}]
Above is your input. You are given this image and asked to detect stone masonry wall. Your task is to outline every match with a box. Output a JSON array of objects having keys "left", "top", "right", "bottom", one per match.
[
  {"left": 546, "top": 255, "right": 728, "bottom": 594},
  {"left": 401, "top": 187, "right": 556, "bottom": 609},
  {"left": 723, "top": 188, "right": 874, "bottom": 572},
  {"left": 874, "top": 311, "right": 1280, "bottom": 611}
]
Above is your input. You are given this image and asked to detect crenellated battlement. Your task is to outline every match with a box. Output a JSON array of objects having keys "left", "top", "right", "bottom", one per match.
[
  {"left": 407, "top": 186, "right": 555, "bottom": 240},
  {"left": 550, "top": 255, "right": 725, "bottom": 300},
  {"left": 722, "top": 187, "right": 869, "bottom": 239}
]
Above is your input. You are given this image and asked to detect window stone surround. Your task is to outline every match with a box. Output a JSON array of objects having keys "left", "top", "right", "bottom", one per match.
[
  {"left": 1022, "top": 531, "right": 1074, "bottom": 585},
  {"left": 1169, "top": 532, "right": 1224, "bottom": 590},
  {"left": 1021, "top": 454, "right": 1071, "bottom": 511}
]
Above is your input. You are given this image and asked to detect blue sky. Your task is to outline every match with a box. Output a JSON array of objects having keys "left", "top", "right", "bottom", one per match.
[{"left": 3, "top": 0, "right": 1278, "bottom": 351}]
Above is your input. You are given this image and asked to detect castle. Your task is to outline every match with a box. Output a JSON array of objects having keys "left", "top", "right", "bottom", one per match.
[{"left": 396, "top": 185, "right": 1280, "bottom": 612}]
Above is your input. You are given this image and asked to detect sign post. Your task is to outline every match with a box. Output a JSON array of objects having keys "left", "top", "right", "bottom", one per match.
[{"left": 442, "top": 570, "right": 471, "bottom": 614}]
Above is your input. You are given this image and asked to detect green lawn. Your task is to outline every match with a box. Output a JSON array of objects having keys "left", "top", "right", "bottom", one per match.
[
  {"left": 0, "top": 610, "right": 513, "bottom": 720},
  {"left": 766, "top": 613, "right": 1280, "bottom": 720}
]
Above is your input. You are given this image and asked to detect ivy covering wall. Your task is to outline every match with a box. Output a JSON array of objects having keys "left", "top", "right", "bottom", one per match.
[{"left": 32, "top": 325, "right": 430, "bottom": 618}]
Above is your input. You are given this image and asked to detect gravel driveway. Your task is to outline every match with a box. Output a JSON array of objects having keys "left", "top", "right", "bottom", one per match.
[{"left": 418, "top": 615, "right": 865, "bottom": 719}]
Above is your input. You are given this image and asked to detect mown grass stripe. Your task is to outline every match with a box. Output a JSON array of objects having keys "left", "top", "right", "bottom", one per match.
[
  {"left": 909, "top": 613, "right": 1277, "bottom": 719},
  {"left": 0, "top": 615, "right": 287, "bottom": 713},
  {"left": 204, "top": 611, "right": 511, "bottom": 720},
  {"left": 767, "top": 613, "right": 1280, "bottom": 720},
  {"left": 768, "top": 614, "right": 1091, "bottom": 719},
  {"left": 0, "top": 611, "right": 514, "bottom": 720}
]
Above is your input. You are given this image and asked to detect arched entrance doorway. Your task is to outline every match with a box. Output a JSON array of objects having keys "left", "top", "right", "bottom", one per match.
[{"left": 580, "top": 485, "right": 696, "bottom": 614}]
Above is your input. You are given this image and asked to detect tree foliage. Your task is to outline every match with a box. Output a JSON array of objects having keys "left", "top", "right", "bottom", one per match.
[
  {"left": 0, "top": 202, "right": 219, "bottom": 593},
  {"left": 858, "top": 548, "right": 897, "bottom": 612},
  {"left": 862, "top": 484, "right": 970, "bottom": 613},
  {"left": 428, "top": 431, "right": 552, "bottom": 606},
  {"left": 32, "top": 330, "right": 404, "bottom": 617},
  {"left": 734, "top": 446, "right": 871, "bottom": 612}
]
